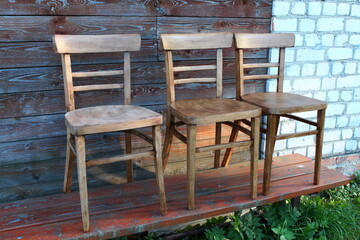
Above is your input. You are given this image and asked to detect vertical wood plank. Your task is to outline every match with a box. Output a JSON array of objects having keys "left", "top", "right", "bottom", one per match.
[
  {"left": 125, "top": 131, "right": 133, "bottom": 183},
  {"left": 187, "top": 124, "right": 197, "bottom": 210}
]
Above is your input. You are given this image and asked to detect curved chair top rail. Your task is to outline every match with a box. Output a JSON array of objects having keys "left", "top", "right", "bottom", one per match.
[
  {"left": 160, "top": 32, "right": 233, "bottom": 50},
  {"left": 53, "top": 34, "right": 141, "bottom": 54},
  {"left": 234, "top": 33, "right": 295, "bottom": 49}
]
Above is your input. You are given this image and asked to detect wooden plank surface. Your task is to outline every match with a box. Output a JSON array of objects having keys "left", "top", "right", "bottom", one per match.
[{"left": 0, "top": 154, "right": 351, "bottom": 240}]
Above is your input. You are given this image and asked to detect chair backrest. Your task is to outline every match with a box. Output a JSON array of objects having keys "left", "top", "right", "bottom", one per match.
[
  {"left": 53, "top": 34, "right": 141, "bottom": 111},
  {"left": 160, "top": 32, "right": 233, "bottom": 104},
  {"left": 234, "top": 33, "right": 295, "bottom": 99}
]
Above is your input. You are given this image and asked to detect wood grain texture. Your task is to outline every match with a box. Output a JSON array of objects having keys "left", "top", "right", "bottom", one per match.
[{"left": 0, "top": 154, "right": 350, "bottom": 239}]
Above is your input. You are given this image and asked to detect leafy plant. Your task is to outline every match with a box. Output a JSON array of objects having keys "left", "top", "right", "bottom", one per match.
[
  {"left": 227, "top": 211, "right": 265, "bottom": 240},
  {"left": 204, "top": 226, "right": 228, "bottom": 240}
]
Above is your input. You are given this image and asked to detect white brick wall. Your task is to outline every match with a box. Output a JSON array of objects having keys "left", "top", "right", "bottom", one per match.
[{"left": 271, "top": 0, "right": 360, "bottom": 160}]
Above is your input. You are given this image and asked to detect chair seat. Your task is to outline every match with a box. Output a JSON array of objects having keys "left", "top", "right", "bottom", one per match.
[
  {"left": 65, "top": 105, "right": 163, "bottom": 135},
  {"left": 242, "top": 92, "right": 327, "bottom": 115},
  {"left": 170, "top": 98, "right": 261, "bottom": 125}
]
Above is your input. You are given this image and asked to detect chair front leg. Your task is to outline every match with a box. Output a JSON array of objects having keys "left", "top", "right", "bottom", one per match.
[
  {"left": 153, "top": 125, "right": 167, "bottom": 215},
  {"left": 187, "top": 124, "right": 197, "bottom": 210},
  {"left": 75, "top": 135, "right": 90, "bottom": 232},
  {"left": 250, "top": 116, "right": 260, "bottom": 199},
  {"left": 262, "top": 115, "right": 279, "bottom": 196},
  {"left": 314, "top": 109, "right": 326, "bottom": 185},
  {"left": 64, "top": 130, "right": 75, "bottom": 193}
]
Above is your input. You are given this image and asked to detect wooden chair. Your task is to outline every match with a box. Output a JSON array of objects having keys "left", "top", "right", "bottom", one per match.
[
  {"left": 223, "top": 33, "right": 327, "bottom": 196},
  {"left": 160, "top": 32, "right": 262, "bottom": 210},
  {"left": 53, "top": 34, "right": 167, "bottom": 232}
]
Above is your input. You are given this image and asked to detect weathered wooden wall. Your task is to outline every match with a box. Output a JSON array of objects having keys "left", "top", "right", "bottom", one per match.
[{"left": 0, "top": 0, "right": 272, "bottom": 203}]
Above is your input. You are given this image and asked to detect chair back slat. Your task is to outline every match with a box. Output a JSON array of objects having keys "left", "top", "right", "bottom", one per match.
[
  {"left": 161, "top": 32, "right": 232, "bottom": 50},
  {"left": 73, "top": 84, "right": 124, "bottom": 92},
  {"left": 53, "top": 34, "right": 141, "bottom": 53},
  {"left": 234, "top": 33, "right": 294, "bottom": 97},
  {"left": 54, "top": 34, "right": 139, "bottom": 111},
  {"left": 234, "top": 33, "right": 294, "bottom": 49},
  {"left": 161, "top": 33, "right": 231, "bottom": 103},
  {"left": 72, "top": 70, "right": 124, "bottom": 78}
]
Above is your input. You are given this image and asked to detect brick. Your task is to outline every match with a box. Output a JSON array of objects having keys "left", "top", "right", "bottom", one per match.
[
  {"left": 346, "top": 140, "right": 357, "bottom": 151},
  {"left": 273, "top": 18, "right": 297, "bottom": 32},
  {"left": 333, "top": 141, "right": 345, "bottom": 154},
  {"left": 299, "top": 19, "right": 315, "bottom": 32},
  {"left": 294, "top": 148, "right": 307, "bottom": 156},
  {"left": 340, "top": 90, "right": 353, "bottom": 101},
  {"left": 342, "top": 129, "right": 353, "bottom": 139},
  {"left": 349, "top": 115, "right": 360, "bottom": 126},
  {"left": 347, "top": 102, "right": 360, "bottom": 114},
  {"left": 286, "top": 64, "right": 300, "bottom": 77},
  {"left": 326, "top": 103, "right": 345, "bottom": 116},
  {"left": 316, "top": 62, "right": 330, "bottom": 76},
  {"left": 338, "top": 3, "right": 350, "bottom": 16},
  {"left": 332, "top": 62, "right": 344, "bottom": 75},
  {"left": 285, "top": 49, "right": 295, "bottom": 62},
  {"left": 349, "top": 34, "right": 360, "bottom": 45},
  {"left": 318, "top": 18, "right": 344, "bottom": 31},
  {"left": 322, "top": 142, "right": 334, "bottom": 155},
  {"left": 308, "top": 2, "right": 322, "bottom": 15},
  {"left": 324, "top": 130, "right": 341, "bottom": 141},
  {"left": 351, "top": 4, "right": 360, "bottom": 17},
  {"left": 297, "top": 49, "right": 325, "bottom": 62},
  {"left": 323, "top": 2, "right": 336, "bottom": 15},
  {"left": 307, "top": 147, "right": 316, "bottom": 158},
  {"left": 291, "top": 1, "right": 306, "bottom": 15},
  {"left": 322, "top": 34, "right": 334, "bottom": 46},
  {"left": 355, "top": 49, "right": 360, "bottom": 60},
  {"left": 336, "top": 116, "right": 349, "bottom": 128},
  {"left": 337, "top": 75, "right": 360, "bottom": 88},
  {"left": 274, "top": 139, "right": 286, "bottom": 151},
  {"left": 345, "top": 62, "right": 357, "bottom": 74},
  {"left": 293, "top": 78, "right": 321, "bottom": 91},
  {"left": 283, "top": 80, "right": 292, "bottom": 92},
  {"left": 346, "top": 19, "right": 360, "bottom": 32},
  {"left": 314, "top": 91, "right": 326, "bottom": 101},
  {"left": 302, "top": 63, "right": 316, "bottom": 76},
  {"left": 277, "top": 150, "right": 293, "bottom": 156},
  {"left": 334, "top": 34, "right": 348, "bottom": 46},
  {"left": 281, "top": 120, "right": 296, "bottom": 134},
  {"left": 327, "top": 91, "right": 339, "bottom": 102},
  {"left": 288, "top": 135, "right": 314, "bottom": 148},
  {"left": 272, "top": 1, "right": 290, "bottom": 16},
  {"left": 328, "top": 48, "right": 352, "bottom": 60},
  {"left": 321, "top": 77, "right": 336, "bottom": 90},
  {"left": 305, "top": 34, "right": 320, "bottom": 47},
  {"left": 294, "top": 34, "right": 304, "bottom": 46},
  {"left": 296, "top": 121, "right": 310, "bottom": 132},
  {"left": 355, "top": 127, "right": 360, "bottom": 138},
  {"left": 354, "top": 88, "right": 360, "bottom": 100},
  {"left": 325, "top": 117, "right": 336, "bottom": 129}
]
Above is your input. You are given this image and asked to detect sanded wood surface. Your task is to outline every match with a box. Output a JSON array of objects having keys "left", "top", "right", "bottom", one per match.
[
  {"left": 234, "top": 33, "right": 295, "bottom": 49},
  {"left": 0, "top": 154, "right": 350, "bottom": 239},
  {"left": 242, "top": 92, "right": 328, "bottom": 115}
]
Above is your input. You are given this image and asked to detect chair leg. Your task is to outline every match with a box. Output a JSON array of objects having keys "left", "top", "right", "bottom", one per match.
[
  {"left": 214, "top": 122, "right": 222, "bottom": 168},
  {"left": 221, "top": 120, "right": 240, "bottom": 167},
  {"left": 250, "top": 116, "right": 260, "bottom": 199},
  {"left": 153, "top": 125, "right": 167, "bottom": 215},
  {"left": 187, "top": 124, "right": 197, "bottom": 210},
  {"left": 262, "top": 115, "right": 279, "bottom": 196},
  {"left": 314, "top": 109, "right": 326, "bottom": 185},
  {"left": 64, "top": 130, "right": 75, "bottom": 193},
  {"left": 75, "top": 136, "right": 90, "bottom": 232},
  {"left": 162, "top": 114, "right": 175, "bottom": 170},
  {"left": 125, "top": 131, "right": 133, "bottom": 183}
]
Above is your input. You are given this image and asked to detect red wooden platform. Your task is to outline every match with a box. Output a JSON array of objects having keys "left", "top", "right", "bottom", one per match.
[{"left": 0, "top": 154, "right": 350, "bottom": 240}]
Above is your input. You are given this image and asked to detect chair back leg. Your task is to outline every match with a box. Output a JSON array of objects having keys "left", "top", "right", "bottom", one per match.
[
  {"left": 64, "top": 131, "right": 75, "bottom": 193},
  {"left": 187, "top": 124, "right": 197, "bottom": 210},
  {"left": 314, "top": 109, "right": 326, "bottom": 185}
]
